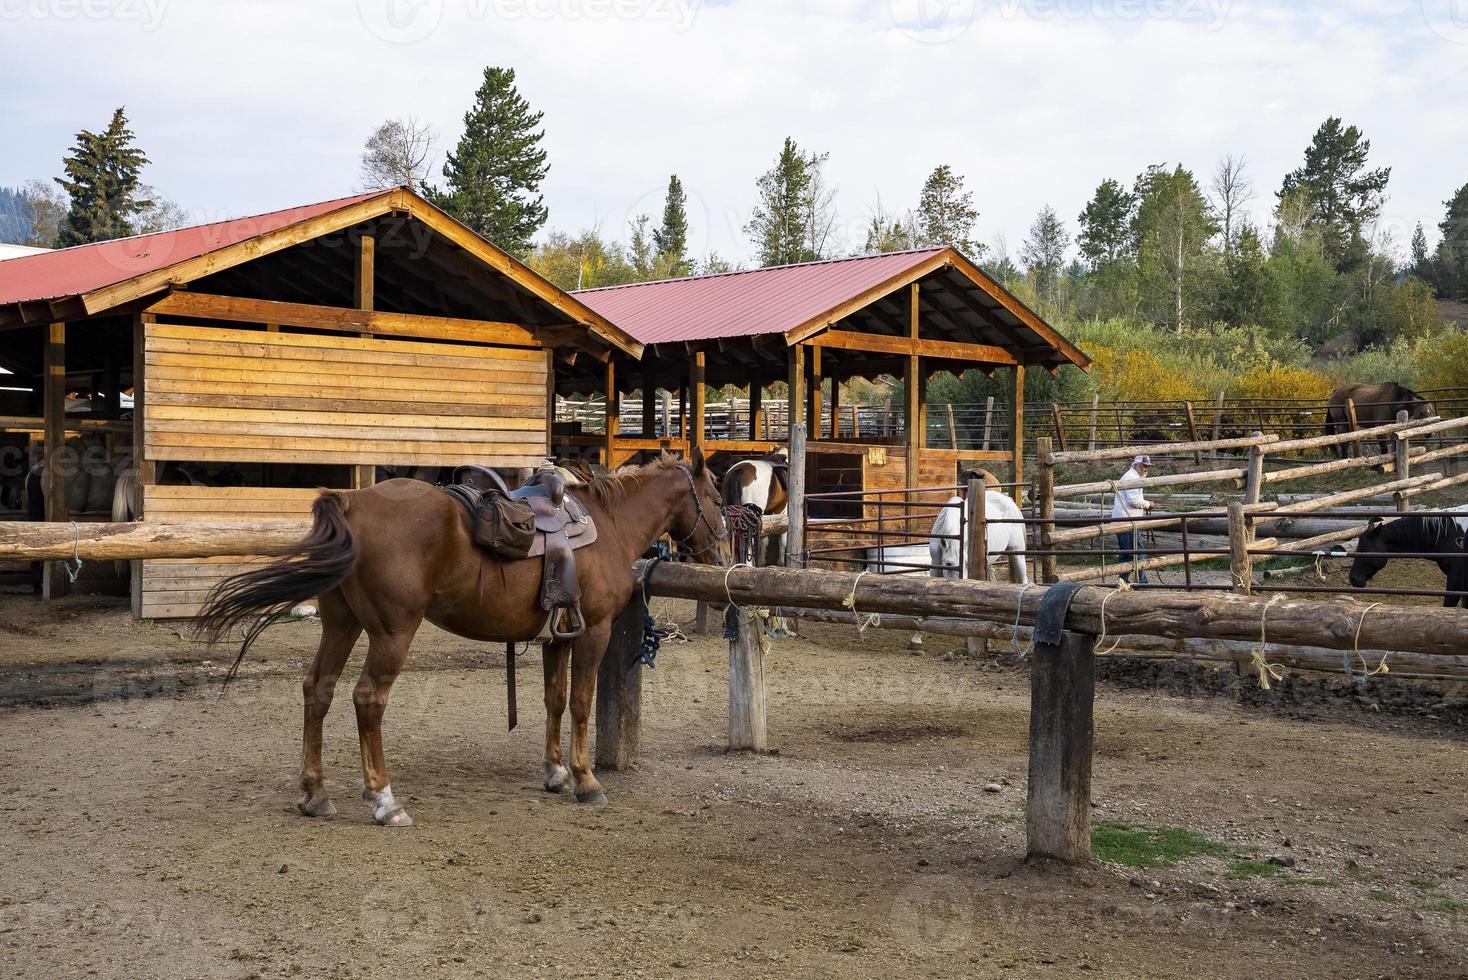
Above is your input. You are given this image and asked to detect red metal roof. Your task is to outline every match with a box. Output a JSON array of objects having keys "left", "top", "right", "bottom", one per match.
[
  {"left": 0, "top": 190, "right": 388, "bottom": 306},
  {"left": 573, "top": 248, "right": 949, "bottom": 344}
]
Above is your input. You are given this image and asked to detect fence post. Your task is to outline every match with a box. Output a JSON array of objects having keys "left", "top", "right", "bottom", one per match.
[
  {"left": 1227, "top": 500, "right": 1253, "bottom": 596},
  {"left": 787, "top": 422, "right": 807, "bottom": 568},
  {"left": 965, "top": 476, "right": 989, "bottom": 658},
  {"left": 594, "top": 596, "right": 645, "bottom": 771},
  {"left": 1183, "top": 401, "right": 1201, "bottom": 465},
  {"left": 981, "top": 396, "right": 994, "bottom": 451},
  {"left": 1394, "top": 409, "right": 1411, "bottom": 512},
  {"left": 1027, "top": 629, "right": 1095, "bottom": 864},
  {"left": 726, "top": 601, "right": 768, "bottom": 753},
  {"left": 1345, "top": 397, "right": 1360, "bottom": 458},
  {"left": 1243, "top": 433, "right": 1265, "bottom": 505},
  {"left": 946, "top": 403, "right": 958, "bottom": 449},
  {"left": 1036, "top": 436, "right": 1058, "bottom": 584},
  {"left": 1210, "top": 391, "right": 1224, "bottom": 458},
  {"left": 1087, "top": 393, "right": 1099, "bottom": 452},
  {"left": 1050, "top": 402, "right": 1067, "bottom": 453}
]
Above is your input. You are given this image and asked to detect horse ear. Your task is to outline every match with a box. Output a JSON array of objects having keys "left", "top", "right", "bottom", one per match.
[{"left": 691, "top": 446, "right": 707, "bottom": 476}]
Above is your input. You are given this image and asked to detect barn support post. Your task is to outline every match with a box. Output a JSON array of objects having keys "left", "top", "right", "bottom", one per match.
[
  {"left": 594, "top": 595, "right": 645, "bottom": 771},
  {"left": 351, "top": 233, "right": 376, "bottom": 489},
  {"left": 1036, "top": 436, "right": 1058, "bottom": 584},
  {"left": 1394, "top": 410, "right": 1411, "bottom": 511},
  {"left": 42, "top": 320, "right": 69, "bottom": 600},
  {"left": 982, "top": 395, "right": 994, "bottom": 451},
  {"left": 689, "top": 351, "right": 706, "bottom": 455},
  {"left": 829, "top": 368, "right": 842, "bottom": 440},
  {"left": 904, "top": 283, "right": 922, "bottom": 492},
  {"left": 787, "top": 346, "right": 806, "bottom": 433},
  {"left": 964, "top": 475, "right": 988, "bottom": 658},
  {"left": 603, "top": 359, "right": 619, "bottom": 467},
  {"left": 1009, "top": 364, "right": 1026, "bottom": 504},
  {"left": 748, "top": 371, "right": 763, "bottom": 441},
  {"left": 1026, "top": 629, "right": 1096, "bottom": 864},
  {"left": 807, "top": 345, "right": 823, "bottom": 438},
  {"left": 130, "top": 313, "right": 155, "bottom": 617}
]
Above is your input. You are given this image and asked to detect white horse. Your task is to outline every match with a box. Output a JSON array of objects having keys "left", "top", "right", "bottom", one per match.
[{"left": 911, "top": 489, "right": 1029, "bottom": 650}]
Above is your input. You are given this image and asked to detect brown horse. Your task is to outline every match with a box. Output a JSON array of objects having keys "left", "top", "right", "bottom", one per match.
[
  {"left": 1325, "top": 382, "right": 1434, "bottom": 457},
  {"left": 198, "top": 451, "right": 729, "bottom": 826}
]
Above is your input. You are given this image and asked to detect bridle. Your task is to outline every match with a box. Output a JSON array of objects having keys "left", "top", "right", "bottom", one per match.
[{"left": 670, "top": 464, "right": 729, "bottom": 558}]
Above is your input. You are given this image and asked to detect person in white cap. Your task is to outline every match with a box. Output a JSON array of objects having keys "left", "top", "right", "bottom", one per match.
[{"left": 1109, "top": 454, "right": 1155, "bottom": 582}]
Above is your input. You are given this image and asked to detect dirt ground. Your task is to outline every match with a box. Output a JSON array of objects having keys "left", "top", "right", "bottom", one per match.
[{"left": 1, "top": 592, "right": 1466, "bottom": 980}]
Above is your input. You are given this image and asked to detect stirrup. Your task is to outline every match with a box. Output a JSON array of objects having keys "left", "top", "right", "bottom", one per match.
[{"left": 550, "top": 604, "right": 586, "bottom": 642}]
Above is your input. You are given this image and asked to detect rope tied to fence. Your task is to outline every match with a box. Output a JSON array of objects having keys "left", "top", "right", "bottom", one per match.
[
  {"left": 63, "top": 521, "right": 84, "bottom": 583},
  {"left": 1249, "top": 594, "right": 1286, "bottom": 690},
  {"left": 841, "top": 570, "right": 881, "bottom": 636},
  {"left": 1010, "top": 583, "right": 1035, "bottom": 657},
  {"left": 1345, "top": 601, "right": 1390, "bottom": 682},
  {"left": 1094, "top": 579, "right": 1132, "bottom": 656}
]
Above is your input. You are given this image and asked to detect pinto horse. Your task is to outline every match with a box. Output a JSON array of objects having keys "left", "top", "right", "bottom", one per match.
[
  {"left": 1349, "top": 514, "right": 1468, "bottom": 607},
  {"left": 721, "top": 454, "right": 788, "bottom": 566},
  {"left": 198, "top": 451, "right": 729, "bottom": 826}
]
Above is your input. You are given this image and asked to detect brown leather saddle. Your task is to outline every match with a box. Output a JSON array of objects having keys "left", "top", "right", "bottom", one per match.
[{"left": 449, "top": 465, "right": 598, "bottom": 642}]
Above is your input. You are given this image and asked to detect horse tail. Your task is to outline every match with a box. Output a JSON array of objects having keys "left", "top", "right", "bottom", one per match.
[{"left": 196, "top": 490, "right": 359, "bottom": 685}]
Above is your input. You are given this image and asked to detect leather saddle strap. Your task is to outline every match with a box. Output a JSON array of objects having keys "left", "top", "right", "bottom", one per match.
[{"left": 505, "top": 642, "right": 517, "bottom": 732}]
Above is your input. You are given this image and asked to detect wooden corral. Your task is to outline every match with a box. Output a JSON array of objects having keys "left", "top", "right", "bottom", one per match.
[
  {"left": 560, "top": 247, "right": 1091, "bottom": 513},
  {"left": 0, "top": 188, "right": 640, "bottom": 616}
]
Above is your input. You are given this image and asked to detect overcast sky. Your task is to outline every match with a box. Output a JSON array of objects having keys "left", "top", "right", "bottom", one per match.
[{"left": 3, "top": 0, "right": 1466, "bottom": 266}]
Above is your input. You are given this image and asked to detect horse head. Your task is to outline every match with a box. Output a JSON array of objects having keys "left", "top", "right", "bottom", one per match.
[
  {"left": 665, "top": 448, "right": 730, "bottom": 566},
  {"left": 1398, "top": 384, "right": 1435, "bottom": 420},
  {"left": 1348, "top": 517, "right": 1388, "bottom": 588}
]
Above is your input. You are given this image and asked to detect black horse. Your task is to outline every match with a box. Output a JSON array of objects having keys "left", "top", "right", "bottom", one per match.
[{"left": 1349, "top": 515, "right": 1468, "bottom": 607}]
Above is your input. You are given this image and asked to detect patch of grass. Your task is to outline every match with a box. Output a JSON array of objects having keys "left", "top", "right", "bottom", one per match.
[
  {"left": 1279, "top": 877, "right": 1337, "bottom": 888},
  {"left": 1369, "top": 889, "right": 1398, "bottom": 903},
  {"left": 1091, "top": 820, "right": 1229, "bottom": 869},
  {"left": 982, "top": 813, "right": 1021, "bottom": 826},
  {"left": 1424, "top": 897, "right": 1467, "bottom": 914},
  {"left": 945, "top": 806, "right": 976, "bottom": 817},
  {"left": 1346, "top": 867, "right": 1383, "bottom": 884},
  {"left": 1407, "top": 877, "right": 1438, "bottom": 891},
  {"left": 1227, "top": 860, "right": 1281, "bottom": 881}
]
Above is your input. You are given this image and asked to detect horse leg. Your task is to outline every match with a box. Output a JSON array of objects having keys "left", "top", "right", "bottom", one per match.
[
  {"left": 541, "top": 639, "right": 572, "bottom": 793},
  {"left": 1009, "top": 549, "right": 1029, "bottom": 585},
  {"left": 298, "top": 588, "right": 361, "bottom": 818},
  {"left": 353, "top": 620, "right": 420, "bottom": 827},
  {"left": 567, "top": 621, "right": 613, "bottom": 804}
]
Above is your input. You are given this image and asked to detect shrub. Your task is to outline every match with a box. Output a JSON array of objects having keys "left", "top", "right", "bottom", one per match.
[{"left": 1414, "top": 329, "right": 1468, "bottom": 391}]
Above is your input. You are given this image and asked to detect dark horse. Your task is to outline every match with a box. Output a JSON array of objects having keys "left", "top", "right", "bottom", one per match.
[
  {"left": 1325, "top": 382, "right": 1434, "bottom": 458},
  {"left": 1349, "top": 515, "right": 1468, "bottom": 607},
  {"left": 198, "top": 451, "right": 729, "bottom": 826}
]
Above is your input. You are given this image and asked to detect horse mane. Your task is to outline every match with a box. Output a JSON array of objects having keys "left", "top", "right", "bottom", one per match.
[
  {"left": 583, "top": 454, "right": 686, "bottom": 507},
  {"left": 1374, "top": 515, "right": 1458, "bottom": 546}
]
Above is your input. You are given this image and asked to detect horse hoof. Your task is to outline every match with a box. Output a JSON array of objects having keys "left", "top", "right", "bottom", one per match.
[
  {"left": 544, "top": 764, "right": 571, "bottom": 794},
  {"left": 575, "top": 788, "right": 608, "bottom": 806},
  {"left": 378, "top": 808, "right": 414, "bottom": 828},
  {"left": 297, "top": 793, "right": 337, "bottom": 818}
]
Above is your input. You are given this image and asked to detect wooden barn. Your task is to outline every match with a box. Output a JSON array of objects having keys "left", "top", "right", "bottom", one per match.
[
  {"left": 562, "top": 247, "right": 1091, "bottom": 502},
  {"left": 0, "top": 188, "right": 639, "bottom": 616}
]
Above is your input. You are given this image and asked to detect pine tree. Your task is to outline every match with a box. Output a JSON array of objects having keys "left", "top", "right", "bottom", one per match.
[
  {"left": 1409, "top": 223, "right": 1432, "bottom": 282},
  {"left": 54, "top": 107, "right": 153, "bottom": 247},
  {"left": 1278, "top": 117, "right": 1390, "bottom": 273},
  {"left": 1021, "top": 205, "right": 1069, "bottom": 308},
  {"left": 1433, "top": 182, "right": 1468, "bottom": 300},
  {"left": 744, "top": 137, "right": 833, "bottom": 266},
  {"left": 1076, "top": 178, "right": 1135, "bottom": 267},
  {"left": 1219, "top": 223, "right": 1269, "bottom": 327},
  {"left": 432, "top": 67, "right": 549, "bottom": 256},
  {"left": 653, "top": 175, "right": 691, "bottom": 276},
  {"left": 915, "top": 164, "right": 982, "bottom": 256},
  {"left": 863, "top": 201, "right": 916, "bottom": 254}
]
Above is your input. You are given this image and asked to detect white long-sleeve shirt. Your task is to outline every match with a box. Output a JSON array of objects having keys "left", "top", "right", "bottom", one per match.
[{"left": 1108, "top": 467, "right": 1153, "bottom": 519}]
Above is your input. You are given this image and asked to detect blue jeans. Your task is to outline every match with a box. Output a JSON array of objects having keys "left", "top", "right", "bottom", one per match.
[{"left": 1116, "top": 530, "right": 1148, "bottom": 584}]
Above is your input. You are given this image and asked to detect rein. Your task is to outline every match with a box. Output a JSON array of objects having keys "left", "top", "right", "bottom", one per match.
[{"left": 668, "top": 464, "right": 729, "bottom": 559}]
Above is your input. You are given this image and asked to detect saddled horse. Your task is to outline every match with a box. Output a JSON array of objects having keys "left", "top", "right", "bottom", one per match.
[
  {"left": 198, "top": 451, "right": 728, "bottom": 826},
  {"left": 1349, "top": 514, "right": 1468, "bottom": 608},
  {"left": 1325, "top": 382, "right": 1434, "bottom": 457},
  {"left": 722, "top": 452, "right": 788, "bottom": 566}
]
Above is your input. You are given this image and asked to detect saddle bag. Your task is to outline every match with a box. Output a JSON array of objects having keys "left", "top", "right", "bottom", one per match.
[{"left": 473, "top": 492, "right": 537, "bottom": 560}]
